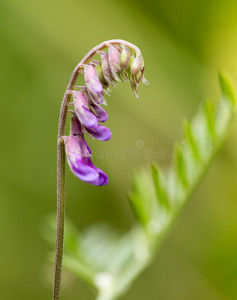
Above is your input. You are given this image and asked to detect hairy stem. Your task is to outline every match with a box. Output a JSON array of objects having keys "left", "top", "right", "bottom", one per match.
[
  {"left": 53, "top": 39, "right": 140, "bottom": 299},
  {"left": 53, "top": 60, "right": 78, "bottom": 300}
]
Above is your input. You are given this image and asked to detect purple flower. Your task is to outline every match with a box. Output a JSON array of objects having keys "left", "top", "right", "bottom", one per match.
[
  {"left": 64, "top": 135, "right": 108, "bottom": 186},
  {"left": 73, "top": 91, "right": 98, "bottom": 128},
  {"left": 84, "top": 65, "right": 104, "bottom": 104},
  {"left": 86, "top": 124, "right": 112, "bottom": 141},
  {"left": 90, "top": 103, "right": 108, "bottom": 123},
  {"left": 63, "top": 41, "right": 148, "bottom": 186}
]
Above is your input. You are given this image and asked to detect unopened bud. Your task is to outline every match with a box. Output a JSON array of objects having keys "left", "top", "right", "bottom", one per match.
[
  {"left": 108, "top": 44, "right": 121, "bottom": 82},
  {"left": 120, "top": 45, "right": 130, "bottom": 70},
  {"left": 98, "top": 51, "right": 115, "bottom": 86},
  {"left": 130, "top": 53, "right": 142, "bottom": 77},
  {"left": 96, "top": 64, "right": 109, "bottom": 89}
]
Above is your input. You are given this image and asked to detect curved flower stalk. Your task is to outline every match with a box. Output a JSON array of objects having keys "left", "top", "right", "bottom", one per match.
[
  {"left": 63, "top": 41, "right": 147, "bottom": 186},
  {"left": 53, "top": 40, "right": 148, "bottom": 300}
]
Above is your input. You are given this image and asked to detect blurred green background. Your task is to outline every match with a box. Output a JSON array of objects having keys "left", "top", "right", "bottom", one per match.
[{"left": 1, "top": 0, "right": 237, "bottom": 299}]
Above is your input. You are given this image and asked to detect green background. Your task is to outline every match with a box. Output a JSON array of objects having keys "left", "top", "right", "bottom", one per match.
[{"left": 1, "top": 0, "right": 237, "bottom": 299}]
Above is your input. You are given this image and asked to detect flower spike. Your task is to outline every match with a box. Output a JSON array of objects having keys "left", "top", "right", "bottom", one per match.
[
  {"left": 62, "top": 40, "right": 148, "bottom": 185},
  {"left": 64, "top": 135, "right": 108, "bottom": 186}
]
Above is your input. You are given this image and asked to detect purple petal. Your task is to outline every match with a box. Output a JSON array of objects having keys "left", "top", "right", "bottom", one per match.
[
  {"left": 70, "top": 157, "right": 99, "bottom": 183},
  {"left": 84, "top": 157, "right": 108, "bottom": 186},
  {"left": 86, "top": 124, "right": 112, "bottom": 141},
  {"left": 64, "top": 135, "right": 108, "bottom": 185},
  {"left": 88, "top": 90, "right": 104, "bottom": 105},
  {"left": 64, "top": 136, "right": 98, "bottom": 183},
  {"left": 91, "top": 104, "right": 108, "bottom": 122},
  {"left": 73, "top": 92, "right": 98, "bottom": 128},
  {"left": 76, "top": 106, "right": 98, "bottom": 128},
  {"left": 84, "top": 65, "right": 104, "bottom": 103},
  {"left": 94, "top": 169, "right": 108, "bottom": 186}
]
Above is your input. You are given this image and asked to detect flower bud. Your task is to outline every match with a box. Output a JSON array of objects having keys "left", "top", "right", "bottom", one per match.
[
  {"left": 96, "top": 64, "right": 109, "bottom": 89},
  {"left": 108, "top": 45, "right": 121, "bottom": 82},
  {"left": 120, "top": 45, "right": 130, "bottom": 70},
  {"left": 98, "top": 51, "right": 115, "bottom": 86},
  {"left": 64, "top": 135, "right": 108, "bottom": 185},
  {"left": 84, "top": 65, "right": 104, "bottom": 104},
  {"left": 130, "top": 53, "right": 142, "bottom": 78},
  {"left": 128, "top": 52, "right": 148, "bottom": 97}
]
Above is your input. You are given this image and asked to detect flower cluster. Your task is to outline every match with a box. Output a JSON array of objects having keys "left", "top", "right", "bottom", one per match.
[{"left": 64, "top": 42, "right": 148, "bottom": 186}]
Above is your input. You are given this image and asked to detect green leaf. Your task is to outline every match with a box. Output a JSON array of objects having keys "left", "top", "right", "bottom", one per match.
[
  {"left": 219, "top": 71, "right": 236, "bottom": 106},
  {"left": 151, "top": 164, "right": 170, "bottom": 209}
]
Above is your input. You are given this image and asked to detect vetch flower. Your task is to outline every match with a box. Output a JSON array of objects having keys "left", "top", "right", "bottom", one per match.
[
  {"left": 63, "top": 40, "right": 148, "bottom": 186},
  {"left": 64, "top": 135, "right": 108, "bottom": 186},
  {"left": 73, "top": 91, "right": 98, "bottom": 128},
  {"left": 84, "top": 64, "right": 104, "bottom": 104}
]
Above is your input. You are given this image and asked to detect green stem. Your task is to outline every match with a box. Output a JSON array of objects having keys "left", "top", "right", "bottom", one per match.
[{"left": 53, "top": 66, "right": 78, "bottom": 300}]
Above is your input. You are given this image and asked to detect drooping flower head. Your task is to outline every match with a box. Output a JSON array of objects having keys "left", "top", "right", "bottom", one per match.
[{"left": 64, "top": 40, "right": 148, "bottom": 186}]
